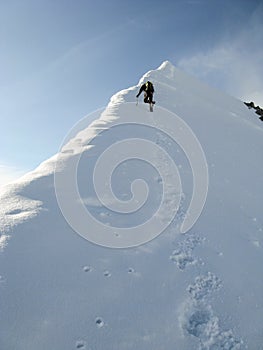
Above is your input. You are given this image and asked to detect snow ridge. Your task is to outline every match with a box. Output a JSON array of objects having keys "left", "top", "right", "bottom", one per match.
[{"left": 0, "top": 61, "right": 262, "bottom": 349}]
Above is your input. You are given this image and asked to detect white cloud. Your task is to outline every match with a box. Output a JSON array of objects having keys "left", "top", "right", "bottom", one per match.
[
  {"left": 0, "top": 164, "right": 26, "bottom": 189},
  {"left": 178, "top": 6, "right": 263, "bottom": 106},
  {"left": 178, "top": 46, "right": 263, "bottom": 106}
]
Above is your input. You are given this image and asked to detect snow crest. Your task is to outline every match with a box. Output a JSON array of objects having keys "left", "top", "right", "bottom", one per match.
[{"left": 0, "top": 61, "right": 262, "bottom": 349}]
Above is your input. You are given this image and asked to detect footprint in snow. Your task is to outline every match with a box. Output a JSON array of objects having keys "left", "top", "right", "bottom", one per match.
[
  {"left": 170, "top": 233, "right": 204, "bottom": 270},
  {"left": 83, "top": 266, "right": 93, "bottom": 273},
  {"left": 95, "top": 317, "right": 104, "bottom": 328},
  {"left": 103, "top": 270, "right": 111, "bottom": 277},
  {"left": 183, "top": 305, "right": 243, "bottom": 350},
  {"left": 187, "top": 272, "right": 222, "bottom": 301},
  {"left": 75, "top": 340, "right": 86, "bottom": 349},
  {"left": 180, "top": 272, "right": 243, "bottom": 349}
]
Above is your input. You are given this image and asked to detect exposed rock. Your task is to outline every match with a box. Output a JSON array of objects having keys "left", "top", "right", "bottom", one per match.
[{"left": 244, "top": 101, "right": 263, "bottom": 121}]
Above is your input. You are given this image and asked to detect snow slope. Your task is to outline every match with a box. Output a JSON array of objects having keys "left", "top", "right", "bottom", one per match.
[{"left": 0, "top": 61, "right": 263, "bottom": 350}]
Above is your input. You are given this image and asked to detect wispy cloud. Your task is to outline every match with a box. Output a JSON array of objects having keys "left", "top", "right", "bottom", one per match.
[
  {"left": 178, "top": 5, "right": 263, "bottom": 106},
  {"left": 0, "top": 164, "right": 26, "bottom": 189}
]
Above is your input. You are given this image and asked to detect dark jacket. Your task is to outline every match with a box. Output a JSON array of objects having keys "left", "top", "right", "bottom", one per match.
[{"left": 136, "top": 81, "right": 154, "bottom": 98}]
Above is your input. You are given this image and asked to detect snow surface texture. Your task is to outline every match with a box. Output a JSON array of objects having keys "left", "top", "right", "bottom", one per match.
[{"left": 0, "top": 61, "right": 263, "bottom": 349}]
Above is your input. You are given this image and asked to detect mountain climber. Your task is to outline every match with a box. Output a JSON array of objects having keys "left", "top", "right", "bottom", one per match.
[{"left": 136, "top": 81, "right": 155, "bottom": 105}]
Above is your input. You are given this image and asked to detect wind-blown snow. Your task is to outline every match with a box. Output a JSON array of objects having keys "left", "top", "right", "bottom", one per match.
[{"left": 0, "top": 61, "right": 262, "bottom": 349}]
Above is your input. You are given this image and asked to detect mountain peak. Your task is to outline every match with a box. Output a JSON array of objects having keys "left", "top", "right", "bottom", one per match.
[
  {"left": 138, "top": 60, "right": 177, "bottom": 84},
  {"left": 157, "top": 60, "right": 174, "bottom": 71},
  {"left": 0, "top": 61, "right": 262, "bottom": 349}
]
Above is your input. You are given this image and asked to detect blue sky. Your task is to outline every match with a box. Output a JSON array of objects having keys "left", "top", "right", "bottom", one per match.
[{"left": 1, "top": 0, "right": 263, "bottom": 186}]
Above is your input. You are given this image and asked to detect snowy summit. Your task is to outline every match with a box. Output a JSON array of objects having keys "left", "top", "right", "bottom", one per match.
[{"left": 0, "top": 61, "right": 262, "bottom": 349}]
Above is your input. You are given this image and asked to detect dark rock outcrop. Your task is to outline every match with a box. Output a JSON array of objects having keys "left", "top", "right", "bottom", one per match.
[{"left": 244, "top": 101, "right": 263, "bottom": 121}]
